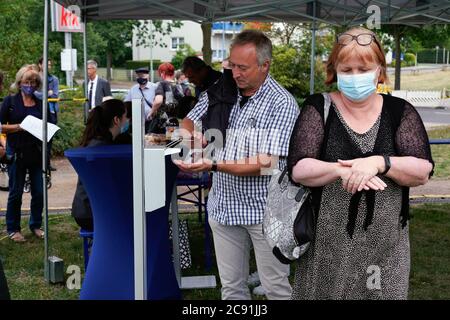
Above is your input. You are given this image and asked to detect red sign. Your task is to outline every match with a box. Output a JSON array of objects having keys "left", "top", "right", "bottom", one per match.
[{"left": 51, "top": 1, "right": 84, "bottom": 33}]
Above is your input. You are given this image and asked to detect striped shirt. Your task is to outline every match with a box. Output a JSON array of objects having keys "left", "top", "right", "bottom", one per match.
[{"left": 187, "top": 75, "right": 299, "bottom": 225}]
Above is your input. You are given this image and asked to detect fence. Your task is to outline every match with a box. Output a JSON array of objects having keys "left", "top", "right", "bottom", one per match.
[
  {"left": 417, "top": 48, "right": 450, "bottom": 64},
  {"left": 392, "top": 90, "right": 449, "bottom": 108}
]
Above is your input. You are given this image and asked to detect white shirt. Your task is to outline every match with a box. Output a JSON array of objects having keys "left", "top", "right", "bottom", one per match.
[{"left": 88, "top": 75, "right": 98, "bottom": 109}]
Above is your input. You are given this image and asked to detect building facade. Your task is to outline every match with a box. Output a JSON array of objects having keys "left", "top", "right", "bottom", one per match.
[{"left": 132, "top": 21, "right": 243, "bottom": 63}]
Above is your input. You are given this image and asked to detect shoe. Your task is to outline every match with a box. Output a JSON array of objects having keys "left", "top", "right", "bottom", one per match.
[
  {"left": 49, "top": 165, "right": 57, "bottom": 172},
  {"left": 252, "top": 285, "right": 266, "bottom": 296},
  {"left": 8, "top": 232, "right": 26, "bottom": 243},
  {"left": 32, "top": 229, "right": 45, "bottom": 239},
  {"left": 247, "top": 271, "right": 261, "bottom": 286}
]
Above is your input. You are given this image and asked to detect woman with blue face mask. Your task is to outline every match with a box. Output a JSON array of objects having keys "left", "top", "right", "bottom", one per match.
[
  {"left": 287, "top": 27, "right": 434, "bottom": 299},
  {"left": 0, "top": 65, "right": 56, "bottom": 243},
  {"left": 71, "top": 99, "right": 128, "bottom": 232}
]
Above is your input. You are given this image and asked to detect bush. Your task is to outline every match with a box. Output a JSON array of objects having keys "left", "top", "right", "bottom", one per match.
[
  {"left": 404, "top": 53, "right": 416, "bottom": 66},
  {"left": 171, "top": 44, "right": 197, "bottom": 70},
  {"left": 270, "top": 45, "right": 328, "bottom": 103},
  {"left": 390, "top": 59, "right": 408, "bottom": 68},
  {"left": 52, "top": 88, "right": 86, "bottom": 156}
]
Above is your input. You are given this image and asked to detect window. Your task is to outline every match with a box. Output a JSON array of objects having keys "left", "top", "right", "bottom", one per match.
[
  {"left": 212, "top": 49, "right": 227, "bottom": 60},
  {"left": 171, "top": 37, "right": 185, "bottom": 50}
]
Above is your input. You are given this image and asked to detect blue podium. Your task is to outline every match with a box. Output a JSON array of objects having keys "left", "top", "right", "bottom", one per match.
[{"left": 65, "top": 144, "right": 181, "bottom": 300}]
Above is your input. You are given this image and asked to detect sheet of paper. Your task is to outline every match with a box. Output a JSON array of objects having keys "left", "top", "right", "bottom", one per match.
[{"left": 19, "top": 115, "right": 60, "bottom": 142}]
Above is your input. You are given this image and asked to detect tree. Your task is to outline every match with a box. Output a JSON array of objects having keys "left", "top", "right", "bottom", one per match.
[
  {"left": 244, "top": 22, "right": 272, "bottom": 32},
  {"left": 134, "top": 20, "right": 183, "bottom": 49},
  {"left": 201, "top": 22, "right": 212, "bottom": 66},
  {"left": 92, "top": 21, "right": 134, "bottom": 81},
  {"left": 268, "top": 23, "right": 303, "bottom": 46},
  {"left": 171, "top": 44, "right": 197, "bottom": 70},
  {"left": 0, "top": 0, "right": 51, "bottom": 90}
]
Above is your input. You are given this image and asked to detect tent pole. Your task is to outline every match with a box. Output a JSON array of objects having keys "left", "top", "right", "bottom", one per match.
[
  {"left": 83, "top": 3, "right": 88, "bottom": 124},
  {"left": 42, "top": 0, "right": 50, "bottom": 283},
  {"left": 150, "top": 20, "right": 154, "bottom": 83},
  {"left": 309, "top": 1, "right": 317, "bottom": 95}
]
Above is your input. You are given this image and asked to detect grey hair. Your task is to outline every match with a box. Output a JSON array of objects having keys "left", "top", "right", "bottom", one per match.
[
  {"left": 231, "top": 29, "right": 272, "bottom": 66},
  {"left": 87, "top": 60, "right": 98, "bottom": 69}
]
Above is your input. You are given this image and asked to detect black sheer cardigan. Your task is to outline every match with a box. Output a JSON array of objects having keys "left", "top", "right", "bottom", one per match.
[{"left": 287, "top": 93, "right": 434, "bottom": 236}]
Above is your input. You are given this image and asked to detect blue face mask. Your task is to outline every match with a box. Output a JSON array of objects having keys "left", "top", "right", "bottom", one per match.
[
  {"left": 337, "top": 70, "right": 378, "bottom": 102},
  {"left": 120, "top": 120, "right": 130, "bottom": 134},
  {"left": 21, "top": 85, "right": 36, "bottom": 96}
]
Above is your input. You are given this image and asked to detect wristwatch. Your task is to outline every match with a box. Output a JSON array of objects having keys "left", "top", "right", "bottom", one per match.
[
  {"left": 211, "top": 159, "right": 218, "bottom": 172},
  {"left": 381, "top": 155, "right": 391, "bottom": 175}
]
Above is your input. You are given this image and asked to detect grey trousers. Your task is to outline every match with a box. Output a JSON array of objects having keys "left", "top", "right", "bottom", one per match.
[{"left": 209, "top": 217, "right": 292, "bottom": 300}]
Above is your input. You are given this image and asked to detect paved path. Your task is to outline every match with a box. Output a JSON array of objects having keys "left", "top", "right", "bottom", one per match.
[{"left": 0, "top": 157, "right": 448, "bottom": 214}]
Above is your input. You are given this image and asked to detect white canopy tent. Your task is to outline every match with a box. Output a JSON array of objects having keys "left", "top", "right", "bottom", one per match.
[{"left": 40, "top": 0, "right": 450, "bottom": 299}]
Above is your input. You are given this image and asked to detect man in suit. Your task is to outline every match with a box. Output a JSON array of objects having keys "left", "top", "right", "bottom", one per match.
[{"left": 86, "top": 60, "right": 112, "bottom": 109}]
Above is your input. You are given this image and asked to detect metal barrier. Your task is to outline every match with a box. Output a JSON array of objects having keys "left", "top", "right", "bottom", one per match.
[
  {"left": 392, "top": 90, "right": 448, "bottom": 108},
  {"left": 430, "top": 139, "right": 450, "bottom": 145}
]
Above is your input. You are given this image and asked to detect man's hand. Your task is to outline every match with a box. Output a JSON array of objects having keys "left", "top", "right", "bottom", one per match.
[{"left": 173, "top": 158, "right": 212, "bottom": 173}]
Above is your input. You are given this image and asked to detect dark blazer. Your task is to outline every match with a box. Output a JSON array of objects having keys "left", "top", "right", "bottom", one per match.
[
  {"left": 71, "top": 138, "right": 110, "bottom": 223},
  {"left": 84, "top": 76, "right": 112, "bottom": 108}
]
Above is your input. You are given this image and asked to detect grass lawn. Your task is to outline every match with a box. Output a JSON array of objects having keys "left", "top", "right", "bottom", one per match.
[
  {"left": 391, "top": 70, "right": 450, "bottom": 91},
  {"left": 1, "top": 203, "right": 449, "bottom": 300},
  {"left": 427, "top": 126, "right": 450, "bottom": 179}
]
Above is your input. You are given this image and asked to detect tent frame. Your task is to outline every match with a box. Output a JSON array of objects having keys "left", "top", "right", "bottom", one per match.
[{"left": 42, "top": 0, "right": 450, "bottom": 299}]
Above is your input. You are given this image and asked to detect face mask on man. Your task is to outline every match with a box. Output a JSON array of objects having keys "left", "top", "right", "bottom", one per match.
[
  {"left": 21, "top": 85, "right": 36, "bottom": 96},
  {"left": 337, "top": 69, "right": 378, "bottom": 102},
  {"left": 137, "top": 77, "right": 148, "bottom": 85}
]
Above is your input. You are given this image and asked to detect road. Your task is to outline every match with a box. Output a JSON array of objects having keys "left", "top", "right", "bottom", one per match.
[{"left": 417, "top": 107, "right": 450, "bottom": 128}]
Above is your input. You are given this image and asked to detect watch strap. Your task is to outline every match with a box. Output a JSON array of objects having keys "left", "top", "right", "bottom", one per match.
[{"left": 381, "top": 155, "right": 391, "bottom": 175}]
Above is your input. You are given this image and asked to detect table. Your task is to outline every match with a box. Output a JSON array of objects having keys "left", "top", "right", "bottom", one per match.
[{"left": 65, "top": 144, "right": 181, "bottom": 300}]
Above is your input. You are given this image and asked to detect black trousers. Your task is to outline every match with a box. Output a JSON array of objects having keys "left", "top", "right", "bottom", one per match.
[
  {"left": 0, "top": 259, "right": 10, "bottom": 300},
  {"left": 74, "top": 217, "right": 94, "bottom": 232}
]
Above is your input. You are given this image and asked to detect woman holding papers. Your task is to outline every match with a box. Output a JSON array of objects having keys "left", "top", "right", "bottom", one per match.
[{"left": 0, "top": 65, "right": 56, "bottom": 242}]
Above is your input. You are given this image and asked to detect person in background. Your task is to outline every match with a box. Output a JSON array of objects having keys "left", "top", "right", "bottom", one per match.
[
  {"left": 114, "top": 101, "right": 132, "bottom": 145},
  {"left": 148, "top": 63, "right": 183, "bottom": 134},
  {"left": 288, "top": 27, "right": 434, "bottom": 300},
  {"left": 182, "top": 56, "right": 222, "bottom": 97},
  {"left": 85, "top": 60, "right": 111, "bottom": 109},
  {"left": 175, "top": 70, "right": 193, "bottom": 97},
  {"left": 35, "top": 57, "right": 59, "bottom": 171},
  {"left": 0, "top": 70, "right": 11, "bottom": 300},
  {"left": 71, "top": 99, "right": 129, "bottom": 231},
  {"left": 0, "top": 65, "right": 56, "bottom": 242},
  {"left": 124, "top": 67, "right": 156, "bottom": 133}
]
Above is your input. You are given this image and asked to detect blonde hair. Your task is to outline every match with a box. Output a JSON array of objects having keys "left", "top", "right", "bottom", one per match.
[
  {"left": 14, "top": 64, "right": 42, "bottom": 90},
  {"left": 326, "top": 27, "right": 388, "bottom": 85}
]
